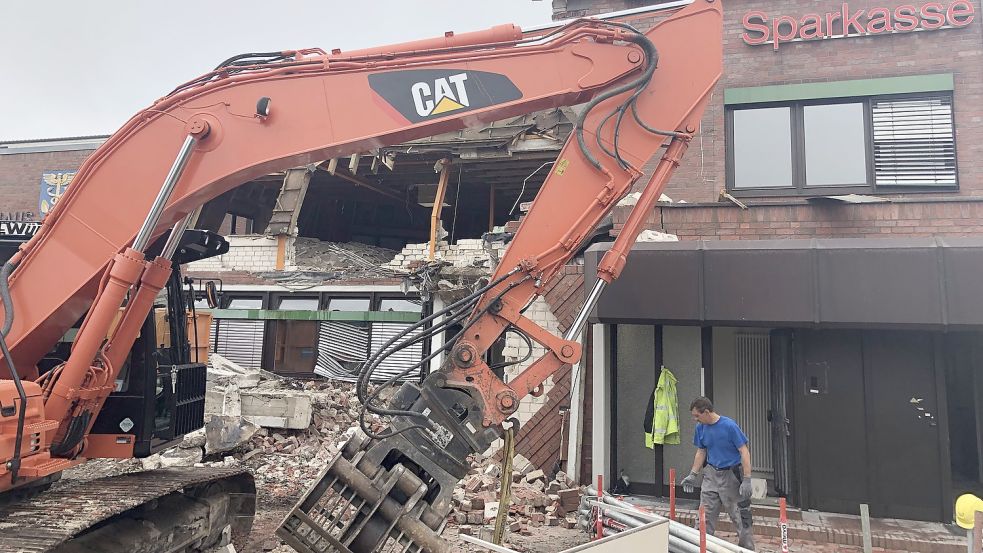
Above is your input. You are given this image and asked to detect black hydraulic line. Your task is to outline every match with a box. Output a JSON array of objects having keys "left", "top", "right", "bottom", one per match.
[
  {"left": 355, "top": 269, "right": 517, "bottom": 405},
  {"left": 358, "top": 275, "right": 532, "bottom": 440},
  {"left": 50, "top": 411, "right": 91, "bottom": 458},
  {"left": 0, "top": 261, "right": 25, "bottom": 483},
  {"left": 575, "top": 25, "right": 659, "bottom": 171},
  {"left": 629, "top": 100, "right": 687, "bottom": 138},
  {"left": 489, "top": 326, "right": 533, "bottom": 371},
  {"left": 214, "top": 51, "right": 291, "bottom": 70},
  {"left": 361, "top": 273, "right": 528, "bottom": 415}
]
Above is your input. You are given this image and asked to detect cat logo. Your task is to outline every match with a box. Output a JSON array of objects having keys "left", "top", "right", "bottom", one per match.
[
  {"left": 369, "top": 69, "right": 522, "bottom": 124},
  {"left": 411, "top": 73, "right": 470, "bottom": 118}
]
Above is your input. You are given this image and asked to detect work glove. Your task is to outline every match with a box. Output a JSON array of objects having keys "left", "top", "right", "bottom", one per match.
[
  {"left": 681, "top": 472, "right": 699, "bottom": 493},
  {"left": 739, "top": 477, "right": 753, "bottom": 501}
]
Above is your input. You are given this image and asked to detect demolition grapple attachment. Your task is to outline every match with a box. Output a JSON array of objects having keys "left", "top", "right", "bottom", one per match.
[{"left": 277, "top": 379, "right": 501, "bottom": 553}]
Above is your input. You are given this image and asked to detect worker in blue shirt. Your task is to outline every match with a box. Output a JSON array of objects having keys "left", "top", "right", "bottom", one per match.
[{"left": 680, "top": 397, "right": 755, "bottom": 551}]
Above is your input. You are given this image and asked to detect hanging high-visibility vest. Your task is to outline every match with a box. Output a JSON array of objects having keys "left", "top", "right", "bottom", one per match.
[{"left": 645, "top": 367, "right": 680, "bottom": 447}]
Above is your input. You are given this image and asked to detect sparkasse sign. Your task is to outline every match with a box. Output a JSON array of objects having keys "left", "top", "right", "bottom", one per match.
[{"left": 742, "top": 1, "right": 976, "bottom": 50}]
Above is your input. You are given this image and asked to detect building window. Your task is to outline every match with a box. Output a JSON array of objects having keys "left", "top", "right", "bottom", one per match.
[
  {"left": 732, "top": 107, "right": 793, "bottom": 188},
  {"left": 326, "top": 297, "right": 371, "bottom": 311},
  {"left": 727, "top": 93, "right": 956, "bottom": 195},
  {"left": 871, "top": 96, "right": 956, "bottom": 187},
  {"left": 278, "top": 297, "right": 319, "bottom": 310},
  {"left": 225, "top": 297, "right": 263, "bottom": 309},
  {"left": 804, "top": 103, "right": 867, "bottom": 187},
  {"left": 377, "top": 298, "right": 423, "bottom": 313}
]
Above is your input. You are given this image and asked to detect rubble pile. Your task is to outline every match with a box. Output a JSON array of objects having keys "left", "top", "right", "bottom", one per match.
[
  {"left": 447, "top": 453, "right": 585, "bottom": 539},
  {"left": 140, "top": 354, "right": 386, "bottom": 506},
  {"left": 292, "top": 238, "right": 399, "bottom": 276}
]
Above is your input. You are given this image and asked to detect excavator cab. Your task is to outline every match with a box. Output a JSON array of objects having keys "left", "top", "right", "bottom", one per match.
[{"left": 43, "top": 229, "right": 229, "bottom": 458}]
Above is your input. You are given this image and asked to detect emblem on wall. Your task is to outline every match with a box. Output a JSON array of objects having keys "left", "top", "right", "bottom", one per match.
[{"left": 39, "top": 170, "right": 76, "bottom": 216}]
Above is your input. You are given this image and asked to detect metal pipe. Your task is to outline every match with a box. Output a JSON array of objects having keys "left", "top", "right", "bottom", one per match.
[
  {"left": 564, "top": 278, "right": 606, "bottom": 341},
  {"left": 670, "top": 533, "right": 703, "bottom": 553},
  {"left": 582, "top": 513, "right": 706, "bottom": 553},
  {"left": 599, "top": 507, "right": 650, "bottom": 529},
  {"left": 585, "top": 488, "right": 749, "bottom": 553},
  {"left": 160, "top": 213, "right": 193, "bottom": 260},
  {"left": 132, "top": 134, "right": 197, "bottom": 252},
  {"left": 584, "top": 500, "right": 657, "bottom": 527},
  {"left": 670, "top": 518, "right": 749, "bottom": 553}
]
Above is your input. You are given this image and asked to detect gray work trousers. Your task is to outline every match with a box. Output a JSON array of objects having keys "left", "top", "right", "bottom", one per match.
[{"left": 700, "top": 466, "right": 756, "bottom": 551}]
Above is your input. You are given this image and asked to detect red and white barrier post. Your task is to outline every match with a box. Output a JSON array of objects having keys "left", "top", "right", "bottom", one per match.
[
  {"left": 669, "top": 468, "right": 676, "bottom": 521},
  {"left": 699, "top": 505, "right": 707, "bottom": 553},
  {"left": 595, "top": 475, "right": 604, "bottom": 540},
  {"left": 780, "top": 497, "right": 790, "bottom": 553}
]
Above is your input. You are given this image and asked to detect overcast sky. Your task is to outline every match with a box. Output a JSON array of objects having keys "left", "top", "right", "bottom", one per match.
[{"left": 0, "top": 1, "right": 554, "bottom": 141}]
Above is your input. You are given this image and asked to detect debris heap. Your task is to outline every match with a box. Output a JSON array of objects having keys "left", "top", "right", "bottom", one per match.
[
  {"left": 447, "top": 453, "right": 584, "bottom": 539},
  {"left": 137, "top": 355, "right": 385, "bottom": 507}
]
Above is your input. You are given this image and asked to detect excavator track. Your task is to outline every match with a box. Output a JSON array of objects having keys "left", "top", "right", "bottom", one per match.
[{"left": 0, "top": 466, "right": 256, "bottom": 553}]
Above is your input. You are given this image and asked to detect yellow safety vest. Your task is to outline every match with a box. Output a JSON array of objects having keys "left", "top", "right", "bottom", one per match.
[{"left": 645, "top": 367, "right": 680, "bottom": 447}]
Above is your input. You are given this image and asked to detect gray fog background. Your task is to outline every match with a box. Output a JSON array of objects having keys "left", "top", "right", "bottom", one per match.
[{"left": 0, "top": 1, "right": 553, "bottom": 141}]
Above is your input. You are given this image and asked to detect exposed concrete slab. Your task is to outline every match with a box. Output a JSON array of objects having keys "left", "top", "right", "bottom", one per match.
[{"left": 240, "top": 391, "right": 313, "bottom": 430}]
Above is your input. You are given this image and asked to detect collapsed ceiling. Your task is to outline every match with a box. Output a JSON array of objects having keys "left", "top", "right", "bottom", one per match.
[{"left": 193, "top": 109, "right": 575, "bottom": 248}]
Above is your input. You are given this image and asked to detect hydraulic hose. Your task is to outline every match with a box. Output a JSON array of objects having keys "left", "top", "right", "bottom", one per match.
[{"left": 0, "top": 261, "right": 26, "bottom": 482}]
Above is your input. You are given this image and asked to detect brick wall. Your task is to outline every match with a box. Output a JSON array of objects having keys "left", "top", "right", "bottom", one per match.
[
  {"left": 187, "top": 234, "right": 289, "bottom": 272},
  {"left": 614, "top": 198, "right": 983, "bottom": 240},
  {"left": 0, "top": 149, "right": 94, "bottom": 218},
  {"left": 550, "top": 0, "right": 983, "bottom": 204},
  {"left": 385, "top": 238, "right": 507, "bottom": 269},
  {"left": 509, "top": 264, "right": 588, "bottom": 473},
  {"left": 502, "top": 297, "right": 561, "bottom": 426}
]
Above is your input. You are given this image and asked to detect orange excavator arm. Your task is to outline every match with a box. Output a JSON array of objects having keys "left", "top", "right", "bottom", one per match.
[{"left": 0, "top": 1, "right": 720, "bottom": 549}]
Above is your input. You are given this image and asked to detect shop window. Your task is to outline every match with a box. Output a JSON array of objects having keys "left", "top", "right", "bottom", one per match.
[
  {"left": 226, "top": 297, "right": 263, "bottom": 309},
  {"left": 727, "top": 93, "right": 956, "bottom": 195},
  {"left": 327, "top": 297, "right": 371, "bottom": 311},
  {"left": 377, "top": 298, "right": 423, "bottom": 313},
  {"left": 279, "top": 297, "right": 319, "bottom": 310}
]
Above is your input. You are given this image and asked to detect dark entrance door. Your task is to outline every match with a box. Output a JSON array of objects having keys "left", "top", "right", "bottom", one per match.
[
  {"left": 863, "top": 331, "right": 944, "bottom": 521},
  {"left": 769, "top": 330, "right": 796, "bottom": 502},
  {"left": 793, "top": 330, "right": 945, "bottom": 521},
  {"left": 794, "top": 330, "right": 869, "bottom": 515}
]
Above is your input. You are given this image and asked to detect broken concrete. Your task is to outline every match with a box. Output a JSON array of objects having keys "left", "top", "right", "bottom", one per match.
[
  {"left": 205, "top": 415, "right": 260, "bottom": 454},
  {"left": 141, "top": 444, "right": 204, "bottom": 470},
  {"left": 240, "top": 390, "right": 313, "bottom": 430},
  {"left": 206, "top": 354, "right": 312, "bottom": 430},
  {"left": 210, "top": 353, "right": 262, "bottom": 388}
]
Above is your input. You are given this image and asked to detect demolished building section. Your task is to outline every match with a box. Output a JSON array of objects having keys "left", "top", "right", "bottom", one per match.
[{"left": 180, "top": 107, "right": 588, "bottom": 484}]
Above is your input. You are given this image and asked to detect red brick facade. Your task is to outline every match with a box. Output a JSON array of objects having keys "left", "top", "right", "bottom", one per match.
[
  {"left": 0, "top": 148, "right": 94, "bottom": 219},
  {"left": 529, "top": 0, "right": 983, "bottom": 481},
  {"left": 616, "top": 198, "right": 983, "bottom": 240},
  {"left": 552, "top": 0, "right": 983, "bottom": 203}
]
